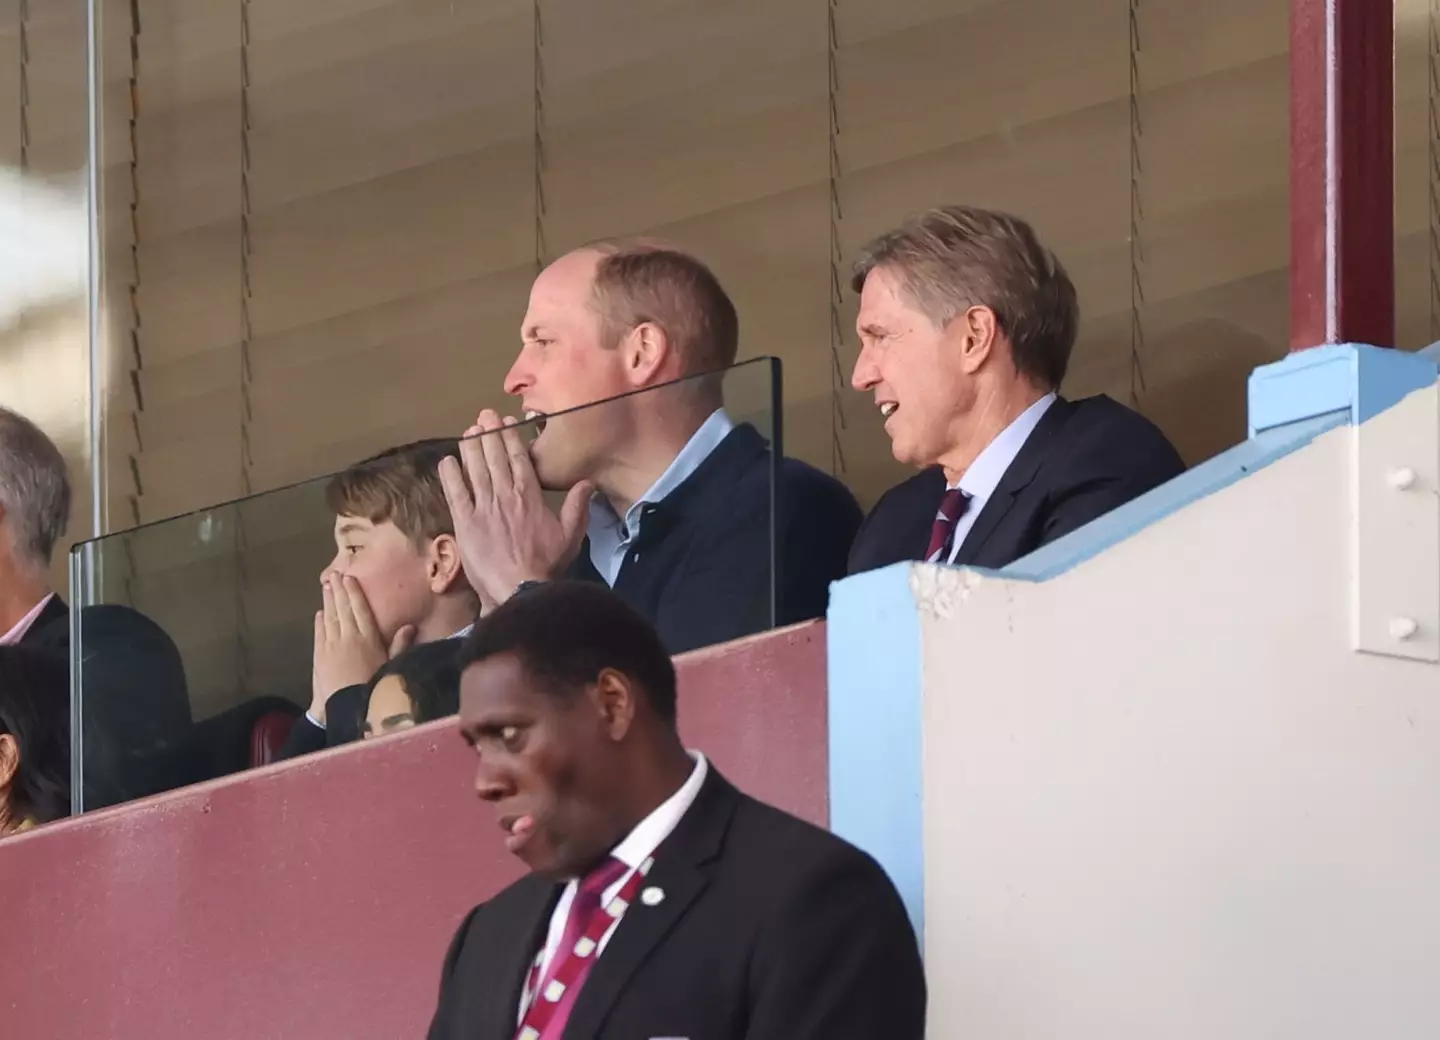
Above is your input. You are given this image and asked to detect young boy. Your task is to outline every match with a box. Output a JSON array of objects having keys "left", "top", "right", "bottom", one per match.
[{"left": 278, "top": 439, "right": 478, "bottom": 759}]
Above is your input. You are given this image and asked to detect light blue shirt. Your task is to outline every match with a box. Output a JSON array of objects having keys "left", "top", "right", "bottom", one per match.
[
  {"left": 587, "top": 409, "right": 736, "bottom": 585},
  {"left": 936, "top": 392, "right": 1057, "bottom": 564}
]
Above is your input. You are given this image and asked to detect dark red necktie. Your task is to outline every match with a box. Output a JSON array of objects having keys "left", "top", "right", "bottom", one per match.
[
  {"left": 925, "top": 487, "right": 971, "bottom": 562},
  {"left": 515, "top": 855, "right": 647, "bottom": 1040}
]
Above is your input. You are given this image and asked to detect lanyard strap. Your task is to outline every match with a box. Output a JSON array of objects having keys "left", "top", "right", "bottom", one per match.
[{"left": 516, "top": 856, "right": 654, "bottom": 1038}]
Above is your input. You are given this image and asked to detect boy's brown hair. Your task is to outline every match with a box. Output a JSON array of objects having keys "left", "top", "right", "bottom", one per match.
[{"left": 325, "top": 438, "right": 464, "bottom": 544}]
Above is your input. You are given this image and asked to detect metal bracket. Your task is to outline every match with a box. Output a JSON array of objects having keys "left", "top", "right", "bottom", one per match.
[{"left": 1352, "top": 383, "right": 1440, "bottom": 661}]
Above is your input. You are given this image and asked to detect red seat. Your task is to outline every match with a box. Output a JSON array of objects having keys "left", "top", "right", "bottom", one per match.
[{"left": 250, "top": 711, "right": 297, "bottom": 768}]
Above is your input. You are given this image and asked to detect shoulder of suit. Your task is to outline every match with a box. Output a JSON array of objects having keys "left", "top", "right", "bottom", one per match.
[
  {"left": 775, "top": 456, "right": 862, "bottom": 513},
  {"left": 1062, "top": 394, "right": 1171, "bottom": 439},
  {"left": 726, "top": 790, "right": 893, "bottom": 886},
  {"left": 1050, "top": 395, "right": 1183, "bottom": 463}
]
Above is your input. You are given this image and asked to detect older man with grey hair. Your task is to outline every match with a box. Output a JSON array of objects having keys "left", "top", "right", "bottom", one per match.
[
  {"left": 846, "top": 204, "right": 1184, "bottom": 575},
  {"left": 0, "top": 406, "right": 71, "bottom": 652}
]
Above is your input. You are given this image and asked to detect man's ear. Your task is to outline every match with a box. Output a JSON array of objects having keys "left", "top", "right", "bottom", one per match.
[
  {"left": 0, "top": 733, "right": 20, "bottom": 792},
  {"left": 428, "top": 534, "right": 465, "bottom": 594},
  {"left": 620, "top": 322, "right": 673, "bottom": 388},
  {"left": 591, "top": 668, "right": 637, "bottom": 742},
  {"left": 954, "top": 304, "right": 999, "bottom": 376}
]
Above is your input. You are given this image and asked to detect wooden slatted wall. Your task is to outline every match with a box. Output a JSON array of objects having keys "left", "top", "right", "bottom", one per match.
[{"left": 6, "top": 0, "right": 1440, "bottom": 710}]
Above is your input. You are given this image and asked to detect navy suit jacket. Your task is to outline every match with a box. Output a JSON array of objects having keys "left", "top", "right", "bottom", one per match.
[
  {"left": 848, "top": 394, "right": 1185, "bottom": 575},
  {"left": 569, "top": 423, "right": 861, "bottom": 655}
]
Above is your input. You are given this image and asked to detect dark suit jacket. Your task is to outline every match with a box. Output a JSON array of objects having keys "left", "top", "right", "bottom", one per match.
[
  {"left": 274, "top": 684, "right": 364, "bottom": 760},
  {"left": 62, "top": 602, "right": 196, "bottom": 808},
  {"left": 849, "top": 394, "right": 1185, "bottom": 575},
  {"left": 570, "top": 423, "right": 861, "bottom": 655},
  {"left": 18, "top": 594, "right": 70, "bottom": 656},
  {"left": 427, "top": 768, "right": 925, "bottom": 1040},
  {"left": 277, "top": 630, "right": 475, "bottom": 758}
]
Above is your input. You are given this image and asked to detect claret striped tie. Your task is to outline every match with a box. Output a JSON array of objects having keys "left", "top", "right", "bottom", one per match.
[{"left": 925, "top": 488, "right": 971, "bottom": 563}]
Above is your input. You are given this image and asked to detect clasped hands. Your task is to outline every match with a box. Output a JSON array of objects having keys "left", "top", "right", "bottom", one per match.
[{"left": 438, "top": 409, "right": 595, "bottom": 614}]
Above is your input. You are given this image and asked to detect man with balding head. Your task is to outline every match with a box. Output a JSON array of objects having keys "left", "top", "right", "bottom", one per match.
[
  {"left": 846, "top": 205, "right": 1184, "bottom": 574},
  {"left": 0, "top": 407, "right": 71, "bottom": 654},
  {"left": 441, "top": 240, "right": 861, "bottom": 654}
]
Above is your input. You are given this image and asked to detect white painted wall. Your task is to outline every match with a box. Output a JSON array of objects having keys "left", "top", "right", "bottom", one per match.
[{"left": 917, "top": 384, "right": 1440, "bottom": 1038}]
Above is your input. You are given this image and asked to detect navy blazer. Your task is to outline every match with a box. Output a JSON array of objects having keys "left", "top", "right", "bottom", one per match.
[
  {"left": 570, "top": 423, "right": 861, "bottom": 655},
  {"left": 848, "top": 394, "right": 1185, "bottom": 575}
]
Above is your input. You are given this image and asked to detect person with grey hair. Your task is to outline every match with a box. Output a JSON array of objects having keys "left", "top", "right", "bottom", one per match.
[
  {"left": 846, "top": 204, "right": 1184, "bottom": 575},
  {"left": 0, "top": 406, "right": 71, "bottom": 653}
]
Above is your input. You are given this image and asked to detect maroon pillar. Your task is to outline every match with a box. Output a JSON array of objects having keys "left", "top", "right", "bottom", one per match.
[{"left": 1290, "top": 0, "right": 1395, "bottom": 350}]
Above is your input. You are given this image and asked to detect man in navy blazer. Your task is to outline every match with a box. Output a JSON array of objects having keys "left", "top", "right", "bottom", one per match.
[
  {"left": 439, "top": 240, "right": 860, "bottom": 655},
  {"left": 846, "top": 205, "right": 1184, "bottom": 575}
]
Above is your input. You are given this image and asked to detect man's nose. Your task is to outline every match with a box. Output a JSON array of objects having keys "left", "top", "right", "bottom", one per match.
[
  {"left": 474, "top": 761, "right": 510, "bottom": 803},
  {"left": 851, "top": 345, "right": 880, "bottom": 392},
  {"left": 503, "top": 353, "right": 532, "bottom": 397}
]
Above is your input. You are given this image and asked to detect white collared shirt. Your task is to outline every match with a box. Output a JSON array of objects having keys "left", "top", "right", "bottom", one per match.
[
  {"left": 587, "top": 410, "right": 735, "bottom": 585},
  {"left": 934, "top": 392, "right": 1056, "bottom": 564},
  {"left": 521, "top": 751, "right": 709, "bottom": 1022}
]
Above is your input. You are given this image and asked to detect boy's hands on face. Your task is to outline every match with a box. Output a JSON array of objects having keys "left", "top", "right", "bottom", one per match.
[{"left": 310, "top": 571, "right": 416, "bottom": 725}]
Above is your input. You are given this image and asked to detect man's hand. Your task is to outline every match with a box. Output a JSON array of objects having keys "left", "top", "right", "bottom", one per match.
[
  {"left": 438, "top": 410, "right": 594, "bottom": 609},
  {"left": 310, "top": 572, "right": 415, "bottom": 725}
]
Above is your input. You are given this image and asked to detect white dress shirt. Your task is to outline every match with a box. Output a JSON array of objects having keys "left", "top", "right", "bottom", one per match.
[
  {"left": 521, "top": 751, "right": 709, "bottom": 1021},
  {"left": 933, "top": 392, "right": 1056, "bottom": 565},
  {"left": 587, "top": 410, "right": 735, "bottom": 585}
]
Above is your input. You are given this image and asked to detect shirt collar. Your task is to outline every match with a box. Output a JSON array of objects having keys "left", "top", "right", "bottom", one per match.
[
  {"left": 589, "top": 410, "right": 736, "bottom": 535},
  {"left": 0, "top": 593, "right": 54, "bottom": 647},
  {"left": 951, "top": 393, "right": 1057, "bottom": 496},
  {"left": 609, "top": 751, "right": 708, "bottom": 871}
]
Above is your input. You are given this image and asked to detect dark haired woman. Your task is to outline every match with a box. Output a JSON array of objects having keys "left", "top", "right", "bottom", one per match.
[{"left": 361, "top": 639, "right": 461, "bottom": 740}]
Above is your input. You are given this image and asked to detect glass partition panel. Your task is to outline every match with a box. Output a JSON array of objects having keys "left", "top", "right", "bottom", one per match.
[{"left": 69, "top": 358, "right": 779, "bottom": 812}]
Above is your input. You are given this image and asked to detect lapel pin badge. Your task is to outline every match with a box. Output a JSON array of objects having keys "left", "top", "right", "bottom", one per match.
[{"left": 641, "top": 886, "right": 665, "bottom": 906}]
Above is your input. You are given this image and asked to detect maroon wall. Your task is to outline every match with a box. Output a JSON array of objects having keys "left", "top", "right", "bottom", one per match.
[{"left": 0, "top": 622, "right": 826, "bottom": 1040}]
